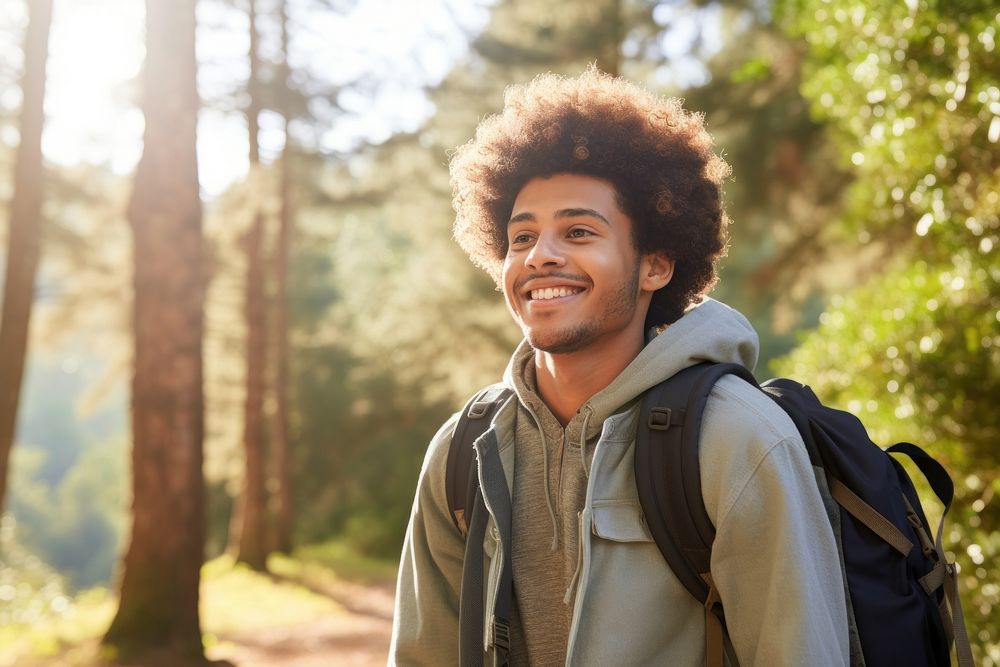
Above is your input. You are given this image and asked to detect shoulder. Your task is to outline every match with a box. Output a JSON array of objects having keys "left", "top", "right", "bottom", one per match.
[
  {"left": 422, "top": 410, "right": 461, "bottom": 475},
  {"left": 412, "top": 410, "right": 461, "bottom": 509},
  {"left": 699, "top": 373, "right": 810, "bottom": 522},
  {"left": 706, "top": 374, "right": 800, "bottom": 445}
]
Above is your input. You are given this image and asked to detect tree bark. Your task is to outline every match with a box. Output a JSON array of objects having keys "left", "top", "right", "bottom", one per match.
[
  {"left": 103, "top": 0, "right": 206, "bottom": 659},
  {"left": 231, "top": 211, "right": 268, "bottom": 570},
  {"left": 270, "top": 0, "right": 294, "bottom": 555},
  {"left": 0, "top": 0, "right": 52, "bottom": 521},
  {"left": 229, "top": 0, "right": 269, "bottom": 570}
]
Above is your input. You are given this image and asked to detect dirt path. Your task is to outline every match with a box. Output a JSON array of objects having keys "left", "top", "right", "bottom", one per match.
[{"left": 207, "top": 580, "right": 395, "bottom": 667}]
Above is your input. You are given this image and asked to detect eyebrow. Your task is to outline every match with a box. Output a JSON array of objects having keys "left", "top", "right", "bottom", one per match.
[{"left": 507, "top": 208, "right": 611, "bottom": 226}]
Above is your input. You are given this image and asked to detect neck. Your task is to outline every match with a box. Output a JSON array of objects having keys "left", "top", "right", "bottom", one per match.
[{"left": 533, "top": 328, "right": 645, "bottom": 425}]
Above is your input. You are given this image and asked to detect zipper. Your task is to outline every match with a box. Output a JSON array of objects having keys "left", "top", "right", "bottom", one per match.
[{"left": 555, "top": 430, "right": 568, "bottom": 507}]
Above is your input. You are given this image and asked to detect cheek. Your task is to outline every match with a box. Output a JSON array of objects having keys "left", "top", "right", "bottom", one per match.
[
  {"left": 501, "top": 258, "right": 517, "bottom": 304},
  {"left": 587, "top": 252, "right": 629, "bottom": 286}
]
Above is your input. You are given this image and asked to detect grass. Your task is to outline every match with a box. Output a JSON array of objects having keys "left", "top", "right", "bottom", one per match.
[
  {"left": 0, "top": 538, "right": 398, "bottom": 666},
  {"left": 282, "top": 540, "right": 397, "bottom": 585},
  {"left": 0, "top": 587, "right": 117, "bottom": 666}
]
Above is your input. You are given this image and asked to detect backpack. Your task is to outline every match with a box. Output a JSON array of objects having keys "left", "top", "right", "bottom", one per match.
[{"left": 446, "top": 362, "right": 975, "bottom": 667}]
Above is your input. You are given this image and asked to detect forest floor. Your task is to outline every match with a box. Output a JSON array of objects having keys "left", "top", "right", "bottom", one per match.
[
  {"left": 3, "top": 545, "right": 396, "bottom": 667},
  {"left": 204, "top": 579, "right": 394, "bottom": 667}
]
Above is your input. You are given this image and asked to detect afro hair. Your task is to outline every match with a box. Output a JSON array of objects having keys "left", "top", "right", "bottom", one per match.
[{"left": 449, "top": 67, "right": 732, "bottom": 325}]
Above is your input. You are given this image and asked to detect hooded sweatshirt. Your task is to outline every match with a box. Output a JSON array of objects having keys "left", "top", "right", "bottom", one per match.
[{"left": 390, "top": 298, "right": 849, "bottom": 666}]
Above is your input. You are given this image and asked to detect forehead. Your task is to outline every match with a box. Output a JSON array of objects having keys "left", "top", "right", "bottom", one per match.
[{"left": 510, "top": 173, "right": 623, "bottom": 217}]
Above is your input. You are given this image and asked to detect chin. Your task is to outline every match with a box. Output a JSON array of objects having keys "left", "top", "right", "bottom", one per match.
[{"left": 525, "top": 324, "right": 597, "bottom": 355}]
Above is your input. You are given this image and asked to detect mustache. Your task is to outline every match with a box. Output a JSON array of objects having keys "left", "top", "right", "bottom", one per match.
[{"left": 512, "top": 270, "right": 591, "bottom": 293}]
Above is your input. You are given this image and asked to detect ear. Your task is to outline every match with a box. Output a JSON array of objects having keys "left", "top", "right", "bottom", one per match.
[{"left": 639, "top": 253, "right": 674, "bottom": 292}]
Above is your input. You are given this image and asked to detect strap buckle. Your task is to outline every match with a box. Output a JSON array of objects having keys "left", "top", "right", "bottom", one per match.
[
  {"left": 468, "top": 400, "right": 492, "bottom": 419},
  {"left": 493, "top": 618, "right": 511, "bottom": 666},
  {"left": 648, "top": 407, "right": 673, "bottom": 430}
]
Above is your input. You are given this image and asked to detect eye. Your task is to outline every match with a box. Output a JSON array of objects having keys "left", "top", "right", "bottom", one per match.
[
  {"left": 510, "top": 232, "right": 534, "bottom": 245},
  {"left": 568, "top": 227, "right": 594, "bottom": 239}
]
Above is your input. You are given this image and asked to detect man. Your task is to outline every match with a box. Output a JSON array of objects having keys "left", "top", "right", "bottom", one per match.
[{"left": 390, "top": 68, "right": 849, "bottom": 666}]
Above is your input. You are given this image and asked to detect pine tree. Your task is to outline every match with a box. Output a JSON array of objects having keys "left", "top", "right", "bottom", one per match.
[
  {"left": 229, "top": 0, "right": 269, "bottom": 572},
  {"left": 103, "top": 0, "right": 207, "bottom": 658},
  {"left": 0, "top": 0, "right": 52, "bottom": 520}
]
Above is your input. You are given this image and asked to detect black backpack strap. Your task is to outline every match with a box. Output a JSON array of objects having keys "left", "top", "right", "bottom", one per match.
[
  {"left": 459, "top": 487, "right": 488, "bottom": 666},
  {"left": 634, "top": 361, "right": 757, "bottom": 667},
  {"left": 886, "top": 442, "right": 953, "bottom": 510},
  {"left": 446, "top": 384, "right": 512, "bottom": 536},
  {"left": 459, "top": 475, "right": 515, "bottom": 667},
  {"left": 450, "top": 388, "right": 514, "bottom": 667},
  {"left": 886, "top": 443, "right": 974, "bottom": 667}
]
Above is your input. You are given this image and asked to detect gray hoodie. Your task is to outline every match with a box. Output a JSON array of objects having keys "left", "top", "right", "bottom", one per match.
[{"left": 390, "top": 298, "right": 849, "bottom": 666}]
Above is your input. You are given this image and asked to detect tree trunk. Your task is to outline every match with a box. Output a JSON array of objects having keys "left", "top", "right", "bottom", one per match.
[
  {"left": 229, "top": 0, "right": 269, "bottom": 570},
  {"left": 231, "top": 211, "right": 268, "bottom": 570},
  {"left": 0, "top": 0, "right": 52, "bottom": 521},
  {"left": 270, "top": 0, "right": 294, "bottom": 555},
  {"left": 597, "top": 0, "right": 622, "bottom": 77},
  {"left": 102, "top": 0, "right": 206, "bottom": 660}
]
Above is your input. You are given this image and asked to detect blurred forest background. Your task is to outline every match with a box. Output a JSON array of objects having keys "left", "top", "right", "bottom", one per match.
[{"left": 0, "top": 0, "right": 996, "bottom": 664}]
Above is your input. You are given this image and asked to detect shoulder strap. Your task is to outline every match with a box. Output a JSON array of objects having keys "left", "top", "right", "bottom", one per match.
[
  {"left": 446, "top": 384, "right": 512, "bottom": 537},
  {"left": 887, "top": 442, "right": 975, "bottom": 667},
  {"left": 634, "top": 361, "right": 757, "bottom": 604}
]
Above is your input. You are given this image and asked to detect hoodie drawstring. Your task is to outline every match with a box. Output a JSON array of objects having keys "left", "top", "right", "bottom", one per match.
[
  {"left": 525, "top": 404, "right": 561, "bottom": 553},
  {"left": 578, "top": 406, "right": 594, "bottom": 479}
]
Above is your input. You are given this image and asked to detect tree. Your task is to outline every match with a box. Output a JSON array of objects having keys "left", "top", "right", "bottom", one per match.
[
  {"left": 103, "top": 0, "right": 207, "bottom": 659},
  {"left": 228, "top": 0, "right": 269, "bottom": 571},
  {"left": 269, "top": 0, "right": 294, "bottom": 555},
  {"left": 0, "top": 0, "right": 52, "bottom": 521}
]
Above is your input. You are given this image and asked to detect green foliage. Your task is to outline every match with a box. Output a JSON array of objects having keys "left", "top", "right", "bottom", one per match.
[
  {"left": 777, "top": 0, "right": 999, "bottom": 251},
  {"left": 0, "top": 516, "right": 116, "bottom": 662},
  {"left": 0, "top": 515, "right": 71, "bottom": 628},
  {"left": 773, "top": 0, "right": 999, "bottom": 661},
  {"left": 8, "top": 366, "right": 126, "bottom": 589},
  {"left": 730, "top": 55, "right": 773, "bottom": 84},
  {"left": 281, "top": 538, "right": 398, "bottom": 584},
  {"left": 290, "top": 334, "right": 454, "bottom": 559}
]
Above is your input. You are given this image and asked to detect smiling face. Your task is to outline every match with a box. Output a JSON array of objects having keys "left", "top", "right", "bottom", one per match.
[{"left": 502, "top": 173, "right": 672, "bottom": 355}]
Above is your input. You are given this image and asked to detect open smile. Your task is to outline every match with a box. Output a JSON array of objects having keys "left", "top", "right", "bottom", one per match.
[{"left": 529, "top": 286, "right": 585, "bottom": 301}]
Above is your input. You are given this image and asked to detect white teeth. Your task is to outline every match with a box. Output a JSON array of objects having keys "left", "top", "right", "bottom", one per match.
[{"left": 530, "top": 286, "right": 580, "bottom": 300}]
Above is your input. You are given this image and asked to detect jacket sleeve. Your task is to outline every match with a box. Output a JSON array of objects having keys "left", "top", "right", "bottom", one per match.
[
  {"left": 389, "top": 413, "right": 467, "bottom": 666},
  {"left": 702, "top": 379, "right": 850, "bottom": 666}
]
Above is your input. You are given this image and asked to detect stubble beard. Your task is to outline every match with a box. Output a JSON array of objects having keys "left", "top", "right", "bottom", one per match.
[{"left": 524, "top": 267, "right": 641, "bottom": 355}]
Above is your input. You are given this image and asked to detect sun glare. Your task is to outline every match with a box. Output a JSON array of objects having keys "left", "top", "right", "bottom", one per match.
[
  {"left": 43, "top": 0, "right": 144, "bottom": 174},
  {"left": 33, "top": 0, "right": 490, "bottom": 197}
]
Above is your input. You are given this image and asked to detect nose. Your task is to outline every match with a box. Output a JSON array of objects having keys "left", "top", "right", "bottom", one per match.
[{"left": 524, "top": 232, "right": 566, "bottom": 270}]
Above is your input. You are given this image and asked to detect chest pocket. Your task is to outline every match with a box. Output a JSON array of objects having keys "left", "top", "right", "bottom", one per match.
[{"left": 591, "top": 500, "right": 653, "bottom": 542}]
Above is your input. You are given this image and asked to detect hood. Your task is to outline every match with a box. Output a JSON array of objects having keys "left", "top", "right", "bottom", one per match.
[{"left": 502, "top": 297, "right": 759, "bottom": 427}]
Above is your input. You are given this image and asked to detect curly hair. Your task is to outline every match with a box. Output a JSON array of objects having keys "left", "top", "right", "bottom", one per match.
[{"left": 450, "top": 67, "right": 732, "bottom": 325}]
